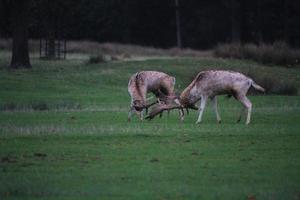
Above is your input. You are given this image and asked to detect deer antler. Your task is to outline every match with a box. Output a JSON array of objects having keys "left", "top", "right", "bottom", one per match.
[
  {"left": 144, "top": 92, "right": 179, "bottom": 114},
  {"left": 146, "top": 104, "right": 184, "bottom": 120},
  {"left": 145, "top": 100, "right": 158, "bottom": 114}
]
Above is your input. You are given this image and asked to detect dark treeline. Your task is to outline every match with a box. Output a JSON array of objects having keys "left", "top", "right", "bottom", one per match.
[{"left": 1, "top": 0, "right": 300, "bottom": 49}]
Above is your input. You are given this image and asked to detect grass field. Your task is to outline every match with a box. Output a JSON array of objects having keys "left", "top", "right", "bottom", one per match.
[{"left": 0, "top": 50, "right": 300, "bottom": 199}]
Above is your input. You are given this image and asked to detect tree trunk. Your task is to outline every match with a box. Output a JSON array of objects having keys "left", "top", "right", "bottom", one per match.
[
  {"left": 175, "top": 0, "right": 182, "bottom": 48},
  {"left": 256, "top": 0, "right": 263, "bottom": 44},
  {"left": 283, "top": 0, "right": 290, "bottom": 44},
  {"left": 230, "top": 0, "right": 241, "bottom": 43},
  {"left": 47, "top": 31, "right": 56, "bottom": 58},
  {"left": 10, "top": 0, "right": 31, "bottom": 69}
]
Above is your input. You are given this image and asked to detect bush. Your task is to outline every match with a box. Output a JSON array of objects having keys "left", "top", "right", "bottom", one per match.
[
  {"left": 214, "top": 41, "right": 300, "bottom": 67},
  {"left": 214, "top": 43, "right": 243, "bottom": 59},
  {"left": 0, "top": 102, "right": 17, "bottom": 111},
  {"left": 88, "top": 54, "right": 107, "bottom": 64},
  {"left": 247, "top": 72, "right": 298, "bottom": 96}
]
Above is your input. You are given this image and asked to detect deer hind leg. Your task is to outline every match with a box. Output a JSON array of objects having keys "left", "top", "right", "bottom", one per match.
[
  {"left": 196, "top": 96, "right": 207, "bottom": 124},
  {"left": 174, "top": 98, "right": 184, "bottom": 121},
  {"left": 237, "top": 95, "right": 252, "bottom": 125},
  {"left": 211, "top": 96, "right": 221, "bottom": 123}
]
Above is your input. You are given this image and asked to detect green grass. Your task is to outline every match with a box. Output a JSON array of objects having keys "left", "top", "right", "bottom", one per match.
[{"left": 0, "top": 51, "right": 300, "bottom": 199}]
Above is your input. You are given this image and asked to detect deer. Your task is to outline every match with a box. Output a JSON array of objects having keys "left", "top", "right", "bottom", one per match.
[
  {"left": 127, "top": 71, "right": 183, "bottom": 122},
  {"left": 146, "top": 70, "right": 265, "bottom": 125}
]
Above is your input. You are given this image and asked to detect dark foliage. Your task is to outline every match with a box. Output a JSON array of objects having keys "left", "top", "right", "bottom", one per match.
[
  {"left": 9, "top": 0, "right": 32, "bottom": 69},
  {"left": 1, "top": 0, "right": 300, "bottom": 49}
]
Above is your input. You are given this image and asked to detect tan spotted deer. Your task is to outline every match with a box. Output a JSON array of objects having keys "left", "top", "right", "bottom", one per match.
[
  {"left": 146, "top": 70, "right": 265, "bottom": 125},
  {"left": 128, "top": 71, "right": 182, "bottom": 121}
]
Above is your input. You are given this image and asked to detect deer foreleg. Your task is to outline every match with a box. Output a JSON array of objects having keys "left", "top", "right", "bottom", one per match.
[
  {"left": 211, "top": 96, "right": 221, "bottom": 123},
  {"left": 196, "top": 96, "right": 207, "bottom": 124}
]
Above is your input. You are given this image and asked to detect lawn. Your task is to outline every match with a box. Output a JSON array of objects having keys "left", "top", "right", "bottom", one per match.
[{"left": 0, "top": 51, "right": 300, "bottom": 199}]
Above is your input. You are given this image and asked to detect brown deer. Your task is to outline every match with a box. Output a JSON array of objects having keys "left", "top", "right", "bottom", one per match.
[
  {"left": 146, "top": 70, "right": 265, "bottom": 125},
  {"left": 128, "top": 71, "right": 182, "bottom": 121}
]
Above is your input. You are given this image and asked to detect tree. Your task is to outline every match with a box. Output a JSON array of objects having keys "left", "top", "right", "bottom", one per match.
[
  {"left": 10, "top": 0, "right": 31, "bottom": 69},
  {"left": 174, "top": 0, "right": 182, "bottom": 48},
  {"left": 283, "top": 0, "right": 290, "bottom": 43},
  {"left": 230, "top": 0, "right": 241, "bottom": 43},
  {"left": 256, "top": 0, "right": 263, "bottom": 44},
  {"left": 40, "top": 0, "right": 60, "bottom": 59}
]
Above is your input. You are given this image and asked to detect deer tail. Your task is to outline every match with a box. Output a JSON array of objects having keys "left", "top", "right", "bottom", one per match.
[{"left": 251, "top": 81, "right": 265, "bottom": 93}]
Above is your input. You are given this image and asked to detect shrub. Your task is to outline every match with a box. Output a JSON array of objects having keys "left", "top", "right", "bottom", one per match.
[
  {"left": 274, "top": 82, "right": 298, "bottom": 95},
  {"left": 214, "top": 41, "right": 300, "bottom": 67},
  {"left": 214, "top": 43, "right": 244, "bottom": 59},
  {"left": 247, "top": 72, "right": 298, "bottom": 96},
  {"left": 121, "top": 52, "right": 131, "bottom": 59},
  {"left": 88, "top": 54, "right": 106, "bottom": 64},
  {"left": 0, "top": 102, "right": 17, "bottom": 111}
]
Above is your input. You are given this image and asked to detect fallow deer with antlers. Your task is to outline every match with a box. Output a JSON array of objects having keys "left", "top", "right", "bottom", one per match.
[
  {"left": 146, "top": 70, "right": 265, "bottom": 125},
  {"left": 128, "top": 71, "right": 183, "bottom": 121}
]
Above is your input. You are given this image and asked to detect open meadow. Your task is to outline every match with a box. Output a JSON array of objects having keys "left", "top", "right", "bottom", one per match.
[{"left": 0, "top": 49, "right": 300, "bottom": 199}]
